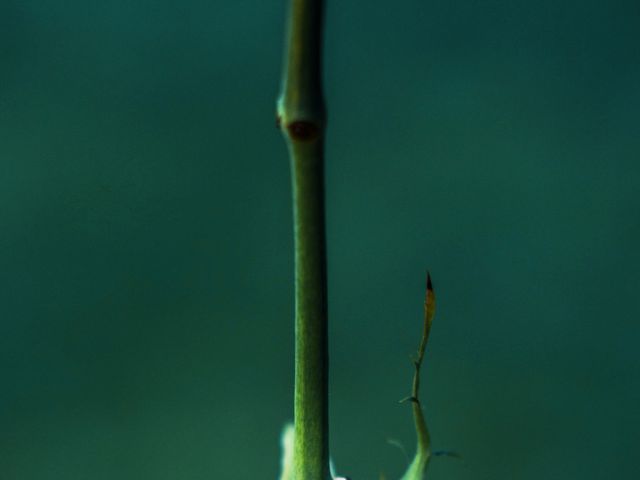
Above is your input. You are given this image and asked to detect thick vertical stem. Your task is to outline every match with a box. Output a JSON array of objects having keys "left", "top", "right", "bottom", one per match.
[
  {"left": 290, "top": 140, "right": 328, "bottom": 480},
  {"left": 277, "top": 1, "right": 329, "bottom": 480}
]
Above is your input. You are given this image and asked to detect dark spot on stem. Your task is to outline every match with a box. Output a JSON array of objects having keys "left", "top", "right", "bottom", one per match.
[
  {"left": 287, "top": 120, "right": 320, "bottom": 141},
  {"left": 275, "top": 115, "right": 282, "bottom": 129}
]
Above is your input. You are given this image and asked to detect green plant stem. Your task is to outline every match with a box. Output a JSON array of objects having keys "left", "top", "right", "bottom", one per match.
[
  {"left": 400, "top": 274, "right": 434, "bottom": 480},
  {"left": 277, "top": 1, "right": 329, "bottom": 480}
]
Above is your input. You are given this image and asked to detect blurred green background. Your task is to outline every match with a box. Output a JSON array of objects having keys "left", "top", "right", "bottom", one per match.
[{"left": 1, "top": 1, "right": 639, "bottom": 479}]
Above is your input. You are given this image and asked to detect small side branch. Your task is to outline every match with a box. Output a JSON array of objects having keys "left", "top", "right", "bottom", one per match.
[{"left": 400, "top": 273, "right": 436, "bottom": 480}]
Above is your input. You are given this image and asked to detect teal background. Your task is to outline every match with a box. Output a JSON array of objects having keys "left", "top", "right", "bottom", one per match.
[{"left": 1, "top": 1, "right": 639, "bottom": 479}]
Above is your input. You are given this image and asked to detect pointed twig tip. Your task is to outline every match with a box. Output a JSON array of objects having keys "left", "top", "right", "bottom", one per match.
[{"left": 426, "top": 271, "right": 433, "bottom": 292}]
